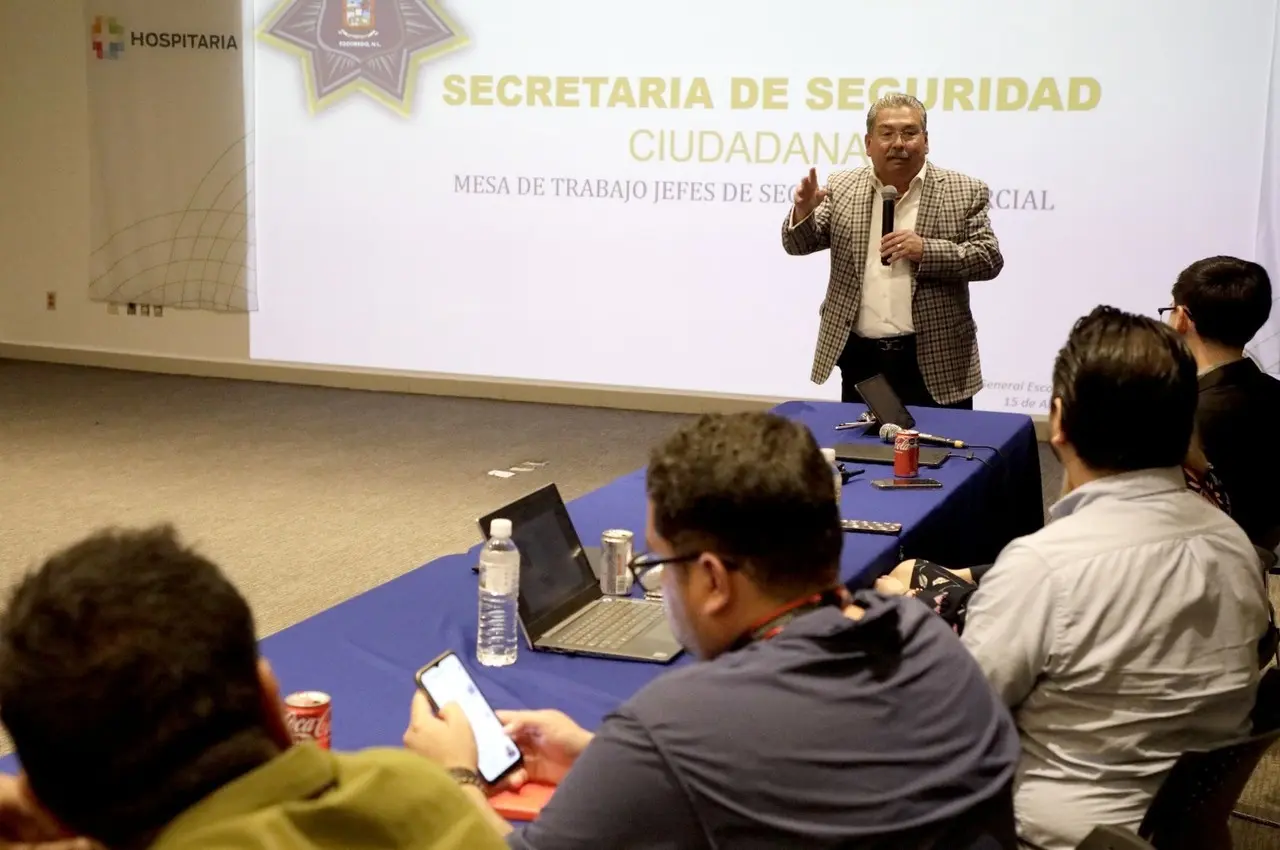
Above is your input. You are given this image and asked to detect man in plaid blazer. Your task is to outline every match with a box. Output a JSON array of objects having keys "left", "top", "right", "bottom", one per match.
[{"left": 781, "top": 93, "right": 1004, "bottom": 408}]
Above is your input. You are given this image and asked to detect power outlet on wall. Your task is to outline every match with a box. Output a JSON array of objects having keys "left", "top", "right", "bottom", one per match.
[
  {"left": 45, "top": 291, "right": 56, "bottom": 311},
  {"left": 154, "top": 305, "right": 164, "bottom": 318}
]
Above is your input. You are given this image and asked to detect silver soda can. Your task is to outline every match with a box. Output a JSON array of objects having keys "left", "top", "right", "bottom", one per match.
[{"left": 600, "top": 529, "right": 635, "bottom": 595}]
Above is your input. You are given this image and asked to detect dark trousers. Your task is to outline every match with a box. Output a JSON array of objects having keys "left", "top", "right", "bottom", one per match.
[{"left": 837, "top": 331, "right": 974, "bottom": 410}]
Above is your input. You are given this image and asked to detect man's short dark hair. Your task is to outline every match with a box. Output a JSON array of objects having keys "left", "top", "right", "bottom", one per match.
[
  {"left": 0, "top": 526, "right": 275, "bottom": 848},
  {"left": 1172, "top": 255, "right": 1273, "bottom": 348},
  {"left": 646, "top": 412, "right": 841, "bottom": 596},
  {"left": 1052, "top": 306, "right": 1198, "bottom": 472}
]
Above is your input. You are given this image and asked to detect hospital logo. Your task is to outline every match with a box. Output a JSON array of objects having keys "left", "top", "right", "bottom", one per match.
[
  {"left": 259, "top": 0, "right": 469, "bottom": 116},
  {"left": 91, "top": 16, "right": 125, "bottom": 60},
  {"left": 90, "top": 14, "right": 239, "bottom": 59}
]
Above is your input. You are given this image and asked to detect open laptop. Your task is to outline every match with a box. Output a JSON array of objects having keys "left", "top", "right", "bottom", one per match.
[
  {"left": 855, "top": 374, "right": 917, "bottom": 431},
  {"left": 841, "top": 374, "right": 949, "bottom": 467},
  {"left": 478, "top": 484, "right": 682, "bottom": 664}
]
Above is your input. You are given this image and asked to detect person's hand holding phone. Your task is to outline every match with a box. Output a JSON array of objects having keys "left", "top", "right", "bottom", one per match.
[
  {"left": 403, "top": 691, "right": 479, "bottom": 773},
  {"left": 496, "top": 710, "right": 593, "bottom": 789}
]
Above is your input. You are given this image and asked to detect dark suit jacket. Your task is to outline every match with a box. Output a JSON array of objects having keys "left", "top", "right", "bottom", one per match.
[
  {"left": 1198, "top": 358, "right": 1280, "bottom": 548},
  {"left": 780, "top": 164, "right": 1003, "bottom": 405}
]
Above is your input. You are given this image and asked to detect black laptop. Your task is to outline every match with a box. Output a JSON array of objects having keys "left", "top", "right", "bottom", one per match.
[
  {"left": 841, "top": 374, "right": 949, "bottom": 467},
  {"left": 478, "top": 484, "right": 682, "bottom": 664},
  {"left": 833, "top": 442, "right": 951, "bottom": 468},
  {"left": 854, "top": 374, "right": 917, "bottom": 431}
]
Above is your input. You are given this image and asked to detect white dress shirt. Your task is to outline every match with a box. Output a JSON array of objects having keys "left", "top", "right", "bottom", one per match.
[
  {"left": 857, "top": 163, "right": 927, "bottom": 339},
  {"left": 962, "top": 468, "right": 1269, "bottom": 850}
]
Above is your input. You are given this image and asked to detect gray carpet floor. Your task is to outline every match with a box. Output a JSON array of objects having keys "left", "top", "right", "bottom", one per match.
[{"left": 0, "top": 359, "right": 1276, "bottom": 845}]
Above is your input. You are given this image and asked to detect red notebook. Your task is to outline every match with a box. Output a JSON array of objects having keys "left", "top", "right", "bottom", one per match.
[{"left": 490, "top": 782, "right": 556, "bottom": 821}]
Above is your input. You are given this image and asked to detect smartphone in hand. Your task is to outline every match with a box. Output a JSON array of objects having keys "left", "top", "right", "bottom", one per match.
[{"left": 416, "top": 651, "right": 523, "bottom": 785}]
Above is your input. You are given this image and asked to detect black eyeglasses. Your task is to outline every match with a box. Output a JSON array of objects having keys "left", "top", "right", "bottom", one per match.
[
  {"left": 1159, "top": 305, "right": 1192, "bottom": 320},
  {"left": 626, "top": 552, "right": 698, "bottom": 586},
  {"left": 626, "top": 551, "right": 740, "bottom": 586}
]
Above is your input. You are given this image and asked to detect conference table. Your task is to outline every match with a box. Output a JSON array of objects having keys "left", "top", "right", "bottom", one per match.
[{"left": 0, "top": 402, "right": 1041, "bottom": 771}]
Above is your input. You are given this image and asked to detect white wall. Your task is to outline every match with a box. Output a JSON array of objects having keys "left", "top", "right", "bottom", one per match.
[
  {"left": 0, "top": 2, "right": 1039, "bottom": 427},
  {"left": 0, "top": 0, "right": 249, "bottom": 359},
  {"left": 1253, "top": 1, "right": 1280, "bottom": 376},
  {"left": 0, "top": 0, "right": 769, "bottom": 416},
  {"left": 0, "top": 3, "right": 777, "bottom": 416}
]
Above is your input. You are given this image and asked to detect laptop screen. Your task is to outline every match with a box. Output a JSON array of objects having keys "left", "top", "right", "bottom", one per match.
[
  {"left": 513, "top": 509, "right": 593, "bottom": 618},
  {"left": 855, "top": 374, "right": 916, "bottom": 430},
  {"left": 478, "top": 484, "right": 602, "bottom": 641}
]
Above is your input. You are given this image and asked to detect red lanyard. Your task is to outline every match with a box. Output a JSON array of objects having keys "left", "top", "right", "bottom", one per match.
[{"left": 729, "top": 585, "right": 852, "bottom": 652}]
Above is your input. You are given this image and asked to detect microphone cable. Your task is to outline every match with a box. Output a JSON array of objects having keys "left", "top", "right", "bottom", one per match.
[{"left": 947, "top": 445, "right": 1004, "bottom": 470}]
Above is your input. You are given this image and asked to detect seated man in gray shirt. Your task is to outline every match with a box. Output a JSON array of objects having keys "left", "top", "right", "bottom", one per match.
[
  {"left": 960, "top": 307, "right": 1271, "bottom": 850},
  {"left": 405, "top": 412, "right": 1022, "bottom": 849}
]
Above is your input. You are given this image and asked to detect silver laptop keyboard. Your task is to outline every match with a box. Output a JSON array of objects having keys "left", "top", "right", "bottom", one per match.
[{"left": 556, "top": 600, "right": 664, "bottom": 649}]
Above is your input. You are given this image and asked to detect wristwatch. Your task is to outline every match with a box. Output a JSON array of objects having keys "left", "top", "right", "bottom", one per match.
[{"left": 447, "top": 767, "right": 486, "bottom": 790}]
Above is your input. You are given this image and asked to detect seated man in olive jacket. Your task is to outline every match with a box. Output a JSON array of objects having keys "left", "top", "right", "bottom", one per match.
[{"left": 0, "top": 526, "right": 506, "bottom": 850}]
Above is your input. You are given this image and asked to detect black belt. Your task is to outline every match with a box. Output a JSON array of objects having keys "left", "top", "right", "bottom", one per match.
[{"left": 859, "top": 334, "right": 915, "bottom": 353}]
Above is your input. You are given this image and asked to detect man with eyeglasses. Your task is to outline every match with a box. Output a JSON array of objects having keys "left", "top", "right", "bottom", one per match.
[
  {"left": 404, "top": 412, "right": 1021, "bottom": 849},
  {"left": 1162, "top": 256, "right": 1280, "bottom": 550},
  {"left": 782, "top": 93, "right": 1003, "bottom": 409}
]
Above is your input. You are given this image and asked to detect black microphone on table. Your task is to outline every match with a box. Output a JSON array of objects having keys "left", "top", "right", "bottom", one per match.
[
  {"left": 879, "top": 422, "right": 968, "bottom": 450},
  {"left": 880, "top": 185, "right": 899, "bottom": 266}
]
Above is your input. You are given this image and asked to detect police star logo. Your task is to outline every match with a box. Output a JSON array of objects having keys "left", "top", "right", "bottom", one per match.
[{"left": 259, "top": 0, "right": 467, "bottom": 115}]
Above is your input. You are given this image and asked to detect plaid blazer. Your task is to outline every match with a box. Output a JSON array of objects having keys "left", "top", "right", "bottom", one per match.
[{"left": 781, "top": 164, "right": 1003, "bottom": 405}]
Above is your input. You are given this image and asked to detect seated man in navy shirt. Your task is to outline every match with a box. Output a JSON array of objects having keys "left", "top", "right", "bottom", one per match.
[{"left": 405, "top": 412, "right": 1021, "bottom": 849}]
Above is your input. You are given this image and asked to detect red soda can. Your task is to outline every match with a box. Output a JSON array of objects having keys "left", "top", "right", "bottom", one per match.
[
  {"left": 284, "top": 691, "right": 332, "bottom": 750},
  {"left": 893, "top": 429, "right": 920, "bottom": 478}
]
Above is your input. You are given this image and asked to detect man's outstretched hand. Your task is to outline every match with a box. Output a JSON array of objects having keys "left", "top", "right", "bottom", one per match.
[{"left": 792, "top": 167, "right": 828, "bottom": 221}]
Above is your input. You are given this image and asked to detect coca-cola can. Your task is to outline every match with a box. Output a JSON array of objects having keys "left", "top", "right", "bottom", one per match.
[
  {"left": 284, "top": 691, "right": 332, "bottom": 750},
  {"left": 893, "top": 430, "right": 920, "bottom": 478}
]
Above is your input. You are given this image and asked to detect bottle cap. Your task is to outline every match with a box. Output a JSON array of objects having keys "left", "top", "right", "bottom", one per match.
[{"left": 490, "top": 518, "right": 513, "bottom": 539}]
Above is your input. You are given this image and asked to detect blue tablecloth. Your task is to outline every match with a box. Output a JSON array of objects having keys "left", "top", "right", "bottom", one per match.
[{"left": 0, "top": 402, "right": 1040, "bottom": 771}]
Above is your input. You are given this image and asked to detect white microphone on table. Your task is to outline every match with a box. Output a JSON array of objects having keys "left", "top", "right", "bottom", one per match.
[
  {"left": 880, "top": 185, "right": 899, "bottom": 266},
  {"left": 879, "top": 422, "right": 968, "bottom": 450}
]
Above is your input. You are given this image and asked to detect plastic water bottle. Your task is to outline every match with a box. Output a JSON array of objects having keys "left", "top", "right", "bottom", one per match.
[
  {"left": 477, "top": 519, "right": 520, "bottom": 667},
  {"left": 821, "top": 448, "right": 842, "bottom": 504}
]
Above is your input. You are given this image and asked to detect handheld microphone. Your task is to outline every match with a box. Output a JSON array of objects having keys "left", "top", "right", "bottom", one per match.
[
  {"left": 880, "top": 185, "right": 899, "bottom": 266},
  {"left": 879, "top": 422, "right": 968, "bottom": 450}
]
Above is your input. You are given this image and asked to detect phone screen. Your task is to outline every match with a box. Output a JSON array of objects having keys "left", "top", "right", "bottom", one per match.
[{"left": 417, "top": 653, "right": 522, "bottom": 784}]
